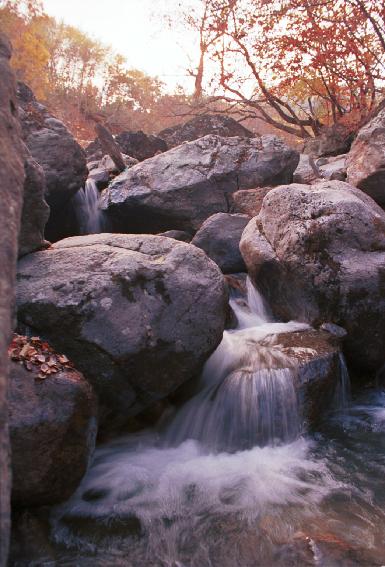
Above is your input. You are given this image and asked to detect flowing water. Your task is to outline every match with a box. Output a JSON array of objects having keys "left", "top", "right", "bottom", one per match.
[
  {"left": 72, "top": 179, "right": 105, "bottom": 234},
  {"left": 18, "top": 280, "right": 385, "bottom": 566}
]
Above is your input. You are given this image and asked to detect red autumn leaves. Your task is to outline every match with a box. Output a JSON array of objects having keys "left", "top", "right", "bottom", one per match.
[{"left": 8, "top": 334, "right": 74, "bottom": 380}]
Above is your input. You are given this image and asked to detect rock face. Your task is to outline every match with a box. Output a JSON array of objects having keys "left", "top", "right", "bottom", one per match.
[
  {"left": 346, "top": 107, "right": 385, "bottom": 208},
  {"left": 158, "top": 114, "right": 255, "bottom": 148},
  {"left": 232, "top": 187, "right": 273, "bottom": 217},
  {"left": 303, "top": 124, "right": 353, "bottom": 158},
  {"left": 240, "top": 180, "right": 385, "bottom": 373},
  {"left": 115, "top": 130, "right": 167, "bottom": 161},
  {"left": 9, "top": 361, "right": 97, "bottom": 506},
  {"left": 17, "top": 82, "right": 87, "bottom": 241},
  {"left": 19, "top": 154, "right": 50, "bottom": 257},
  {"left": 100, "top": 135, "right": 299, "bottom": 234},
  {"left": 16, "top": 234, "right": 227, "bottom": 420},
  {"left": 192, "top": 213, "right": 250, "bottom": 273},
  {"left": 0, "top": 33, "right": 25, "bottom": 567},
  {"left": 293, "top": 154, "right": 321, "bottom": 184}
]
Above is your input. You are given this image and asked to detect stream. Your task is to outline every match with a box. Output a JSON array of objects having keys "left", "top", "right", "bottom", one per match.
[{"left": 13, "top": 277, "right": 385, "bottom": 566}]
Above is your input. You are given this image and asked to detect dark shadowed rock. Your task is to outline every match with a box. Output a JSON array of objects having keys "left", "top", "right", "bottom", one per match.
[
  {"left": 0, "top": 33, "right": 25, "bottom": 566},
  {"left": 158, "top": 114, "right": 255, "bottom": 148},
  {"left": 303, "top": 124, "right": 353, "bottom": 158},
  {"left": 231, "top": 187, "right": 273, "bottom": 217},
  {"left": 192, "top": 213, "right": 250, "bottom": 273},
  {"left": 115, "top": 130, "right": 167, "bottom": 161},
  {"left": 159, "top": 230, "right": 192, "bottom": 242},
  {"left": 240, "top": 180, "right": 385, "bottom": 374},
  {"left": 17, "top": 82, "right": 87, "bottom": 241},
  {"left": 100, "top": 135, "right": 299, "bottom": 234},
  {"left": 16, "top": 234, "right": 227, "bottom": 422},
  {"left": 19, "top": 153, "right": 50, "bottom": 257},
  {"left": 347, "top": 106, "right": 385, "bottom": 208},
  {"left": 9, "top": 361, "right": 97, "bottom": 506}
]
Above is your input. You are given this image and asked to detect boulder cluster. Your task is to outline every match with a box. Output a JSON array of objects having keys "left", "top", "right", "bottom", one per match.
[{"left": 2, "top": 28, "right": 385, "bottom": 563}]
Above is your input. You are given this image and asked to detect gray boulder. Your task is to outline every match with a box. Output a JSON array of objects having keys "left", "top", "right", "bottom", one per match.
[
  {"left": 100, "top": 134, "right": 299, "bottom": 233},
  {"left": 347, "top": 106, "right": 385, "bottom": 208},
  {"left": 192, "top": 213, "right": 250, "bottom": 273},
  {"left": 16, "top": 234, "right": 227, "bottom": 420},
  {"left": 9, "top": 361, "right": 97, "bottom": 506},
  {"left": 0, "top": 33, "right": 25, "bottom": 566},
  {"left": 240, "top": 180, "right": 385, "bottom": 373},
  {"left": 17, "top": 82, "right": 87, "bottom": 240},
  {"left": 158, "top": 114, "right": 255, "bottom": 148},
  {"left": 19, "top": 153, "right": 50, "bottom": 257}
]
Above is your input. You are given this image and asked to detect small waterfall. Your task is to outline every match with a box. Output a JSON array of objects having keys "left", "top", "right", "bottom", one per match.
[
  {"left": 163, "top": 279, "right": 310, "bottom": 451},
  {"left": 72, "top": 179, "right": 104, "bottom": 234}
]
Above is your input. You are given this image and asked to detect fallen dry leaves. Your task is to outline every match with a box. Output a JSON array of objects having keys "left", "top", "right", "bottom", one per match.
[{"left": 8, "top": 334, "right": 74, "bottom": 380}]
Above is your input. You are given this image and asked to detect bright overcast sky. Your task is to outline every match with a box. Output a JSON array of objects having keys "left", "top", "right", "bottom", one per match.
[{"left": 42, "top": 0, "right": 197, "bottom": 92}]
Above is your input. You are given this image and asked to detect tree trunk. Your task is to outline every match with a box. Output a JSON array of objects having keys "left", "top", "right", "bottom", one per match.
[{"left": 95, "top": 123, "right": 125, "bottom": 173}]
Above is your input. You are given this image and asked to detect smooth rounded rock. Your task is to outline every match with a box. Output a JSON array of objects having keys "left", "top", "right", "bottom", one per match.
[{"left": 16, "top": 234, "right": 227, "bottom": 420}]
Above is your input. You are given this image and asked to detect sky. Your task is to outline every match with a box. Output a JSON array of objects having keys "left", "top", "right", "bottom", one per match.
[{"left": 42, "top": 0, "right": 197, "bottom": 92}]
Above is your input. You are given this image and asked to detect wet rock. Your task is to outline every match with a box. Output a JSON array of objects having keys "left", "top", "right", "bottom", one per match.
[
  {"left": 0, "top": 32, "right": 25, "bottom": 565},
  {"left": 158, "top": 114, "right": 255, "bottom": 148},
  {"left": 16, "top": 234, "right": 227, "bottom": 422},
  {"left": 303, "top": 124, "right": 353, "bottom": 158},
  {"left": 240, "top": 180, "right": 385, "bottom": 374},
  {"left": 17, "top": 82, "right": 87, "bottom": 241},
  {"left": 232, "top": 187, "right": 273, "bottom": 217},
  {"left": 293, "top": 154, "right": 321, "bottom": 184},
  {"left": 268, "top": 328, "right": 342, "bottom": 425},
  {"left": 9, "top": 360, "right": 97, "bottom": 506},
  {"left": 346, "top": 106, "right": 385, "bottom": 208},
  {"left": 114, "top": 130, "right": 167, "bottom": 161},
  {"left": 88, "top": 166, "right": 110, "bottom": 189},
  {"left": 19, "top": 153, "right": 50, "bottom": 257},
  {"left": 100, "top": 134, "right": 299, "bottom": 234},
  {"left": 192, "top": 213, "right": 250, "bottom": 273}
]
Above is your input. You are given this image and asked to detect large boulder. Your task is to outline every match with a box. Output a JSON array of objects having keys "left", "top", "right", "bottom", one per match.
[
  {"left": 17, "top": 82, "right": 87, "bottom": 241},
  {"left": 240, "top": 180, "right": 385, "bottom": 374},
  {"left": 16, "top": 234, "right": 227, "bottom": 421},
  {"left": 100, "top": 135, "right": 299, "bottom": 233},
  {"left": 9, "top": 357, "right": 97, "bottom": 507},
  {"left": 0, "top": 33, "right": 25, "bottom": 566},
  {"left": 158, "top": 114, "right": 255, "bottom": 148},
  {"left": 346, "top": 106, "right": 385, "bottom": 208},
  {"left": 192, "top": 213, "right": 249, "bottom": 273},
  {"left": 303, "top": 124, "right": 353, "bottom": 158},
  {"left": 115, "top": 130, "right": 167, "bottom": 161},
  {"left": 19, "top": 153, "right": 50, "bottom": 257}
]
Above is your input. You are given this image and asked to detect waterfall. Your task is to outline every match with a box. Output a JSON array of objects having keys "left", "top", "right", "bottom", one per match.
[
  {"left": 72, "top": 179, "right": 104, "bottom": 234},
  {"left": 163, "top": 278, "right": 310, "bottom": 451}
]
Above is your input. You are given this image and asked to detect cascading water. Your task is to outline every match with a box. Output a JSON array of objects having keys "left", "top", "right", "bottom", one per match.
[
  {"left": 163, "top": 280, "right": 310, "bottom": 451},
  {"left": 72, "top": 179, "right": 104, "bottom": 234},
  {"left": 48, "top": 278, "right": 363, "bottom": 567}
]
